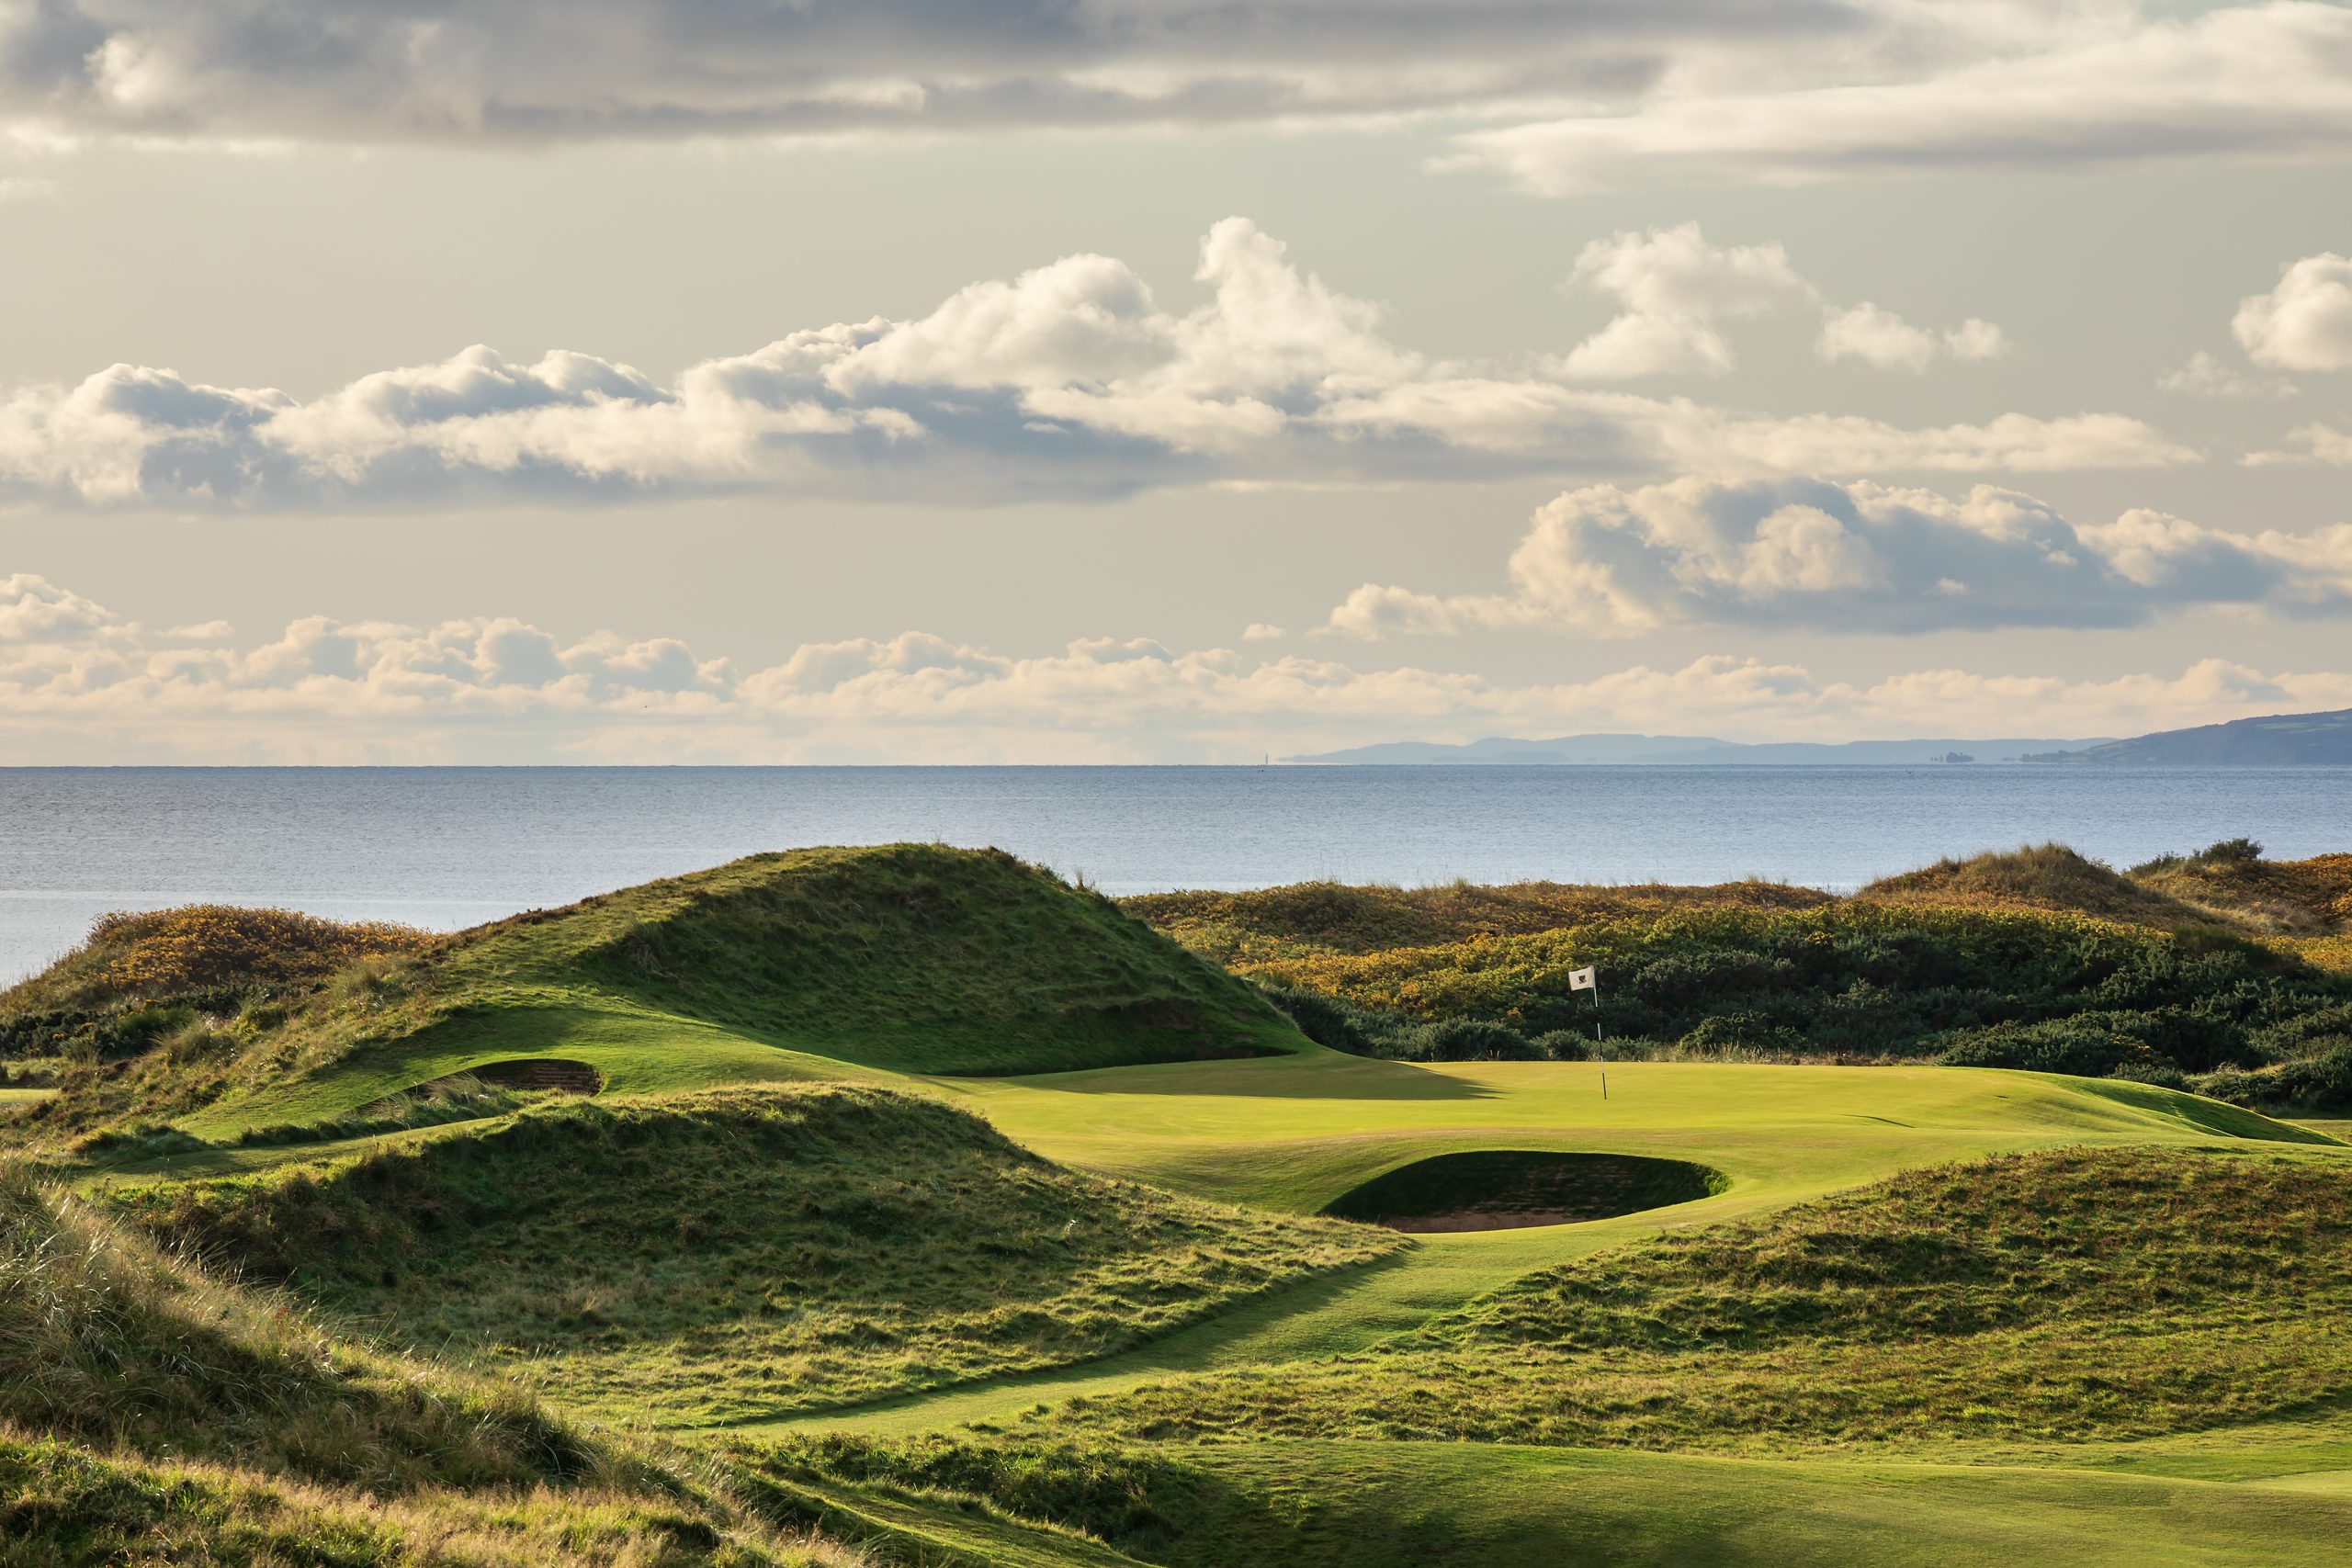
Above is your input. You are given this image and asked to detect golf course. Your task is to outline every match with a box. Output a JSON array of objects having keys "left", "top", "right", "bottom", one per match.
[{"left": 6, "top": 842, "right": 2352, "bottom": 1565}]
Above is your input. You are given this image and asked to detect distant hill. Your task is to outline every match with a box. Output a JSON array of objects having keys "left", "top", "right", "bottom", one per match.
[
  {"left": 1291, "top": 733, "right": 2109, "bottom": 765},
  {"left": 2021, "top": 707, "right": 2352, "bottom": 765}
]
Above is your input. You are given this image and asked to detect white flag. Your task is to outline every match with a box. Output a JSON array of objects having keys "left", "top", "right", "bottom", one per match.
[{"left": 1567, "top": 965, "right": 1597, "bottom": 991}]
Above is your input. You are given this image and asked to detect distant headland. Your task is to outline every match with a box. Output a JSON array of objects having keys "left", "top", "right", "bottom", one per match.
[{"left": 1287, "top": 707, "right": 2352, "bottom": 766}]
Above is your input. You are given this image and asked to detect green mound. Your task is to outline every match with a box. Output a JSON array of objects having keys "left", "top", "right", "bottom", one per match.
[
  {"left": 19, "top": 844, "right": 1313, "bottom": 1145},
  {"left": 1030, "top": 1145, "right": 2352, "bottom": 1450},
  {"left": 1319, "top": 1151, "right": 1725, "bottom": 1232},
  {"left": 118, "top": 1085, "right": 1396, "bottom": 1426},
  {"left": 439, "top": 844, "right": 1303, "bottom": 1077}
]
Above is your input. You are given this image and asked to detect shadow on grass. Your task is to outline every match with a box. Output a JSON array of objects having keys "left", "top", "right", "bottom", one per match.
[
  {"left": 2064, "top": 1076, "right": 2343, "bottom": 1146},
  {"left": 983, "top": 1053, "right": 1501, "bottom": 1101},
  {"left": 709, "top": 1247, "right": 1423, "bottom": 1434}
]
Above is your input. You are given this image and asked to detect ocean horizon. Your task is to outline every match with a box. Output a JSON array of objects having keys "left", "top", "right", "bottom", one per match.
[{"left": 5, "top": 762, "right": 2347, "bottom": 986}]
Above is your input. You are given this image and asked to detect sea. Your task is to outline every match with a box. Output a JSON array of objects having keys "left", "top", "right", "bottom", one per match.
[{"left": 3, "top": 764, "right": 2347, "bottom": 986}]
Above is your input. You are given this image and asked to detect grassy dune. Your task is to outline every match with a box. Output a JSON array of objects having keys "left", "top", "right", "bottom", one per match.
[
  {"left": 6, "top": 845, "right": 1306, "bottom": 1148},
  {"left": 0, "top": 1162, "right": 867, "bottom": 1566},
  {"left": 110, "top": 1085, "right": 1394, "bottom": 1426}
]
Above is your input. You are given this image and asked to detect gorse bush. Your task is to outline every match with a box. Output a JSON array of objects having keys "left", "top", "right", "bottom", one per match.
[
  {"left": 1223, "top": 899, "right": 2352, "bottom": 1094},
  {"left": 81, "top": 906, "right": 433, "bottom": 1004}
]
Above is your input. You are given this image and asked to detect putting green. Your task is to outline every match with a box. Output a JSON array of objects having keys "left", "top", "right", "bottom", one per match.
[{"left": 727, "top": 1055, "right": 2335, "bottom": 1439}]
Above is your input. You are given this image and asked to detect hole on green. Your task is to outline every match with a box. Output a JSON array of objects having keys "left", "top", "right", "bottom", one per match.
[{"left": 1321, "top": 1150, "right": 1728, "bottom": 1233}]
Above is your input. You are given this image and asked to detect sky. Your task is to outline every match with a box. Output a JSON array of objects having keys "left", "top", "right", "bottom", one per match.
[{"left": 1, "top": 0, "right": 2349, "bottom": 763}]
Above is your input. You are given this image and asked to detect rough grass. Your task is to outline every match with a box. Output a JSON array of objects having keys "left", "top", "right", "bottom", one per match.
[
  {"left": 114, "top": 1085, "right": 1397, "bottom": 1426},
  {"left": 0, "top": 1432, "right": 861, "bottom": 1568},
  {"left": 1859, "top": 843, "right": 2209, "bottom": 928},
  {"left": 2134, "top": 849, "right": 2352, "bottom": 935},
  {"left": 1024, "top": 1146, "right": 2352, "bottom": 1453},
  {"left": 1123, "top": 878, "right": 1834, "bottom": 966},
  {"left": 17, "top": 845, "right": 1307, "bottom": 1146},
  {"left": 0, "top": 1161, "right": 612, "bottom": 1493},
  {"left": 0, "top": 907, "right": 433, "bottom": 1056}
]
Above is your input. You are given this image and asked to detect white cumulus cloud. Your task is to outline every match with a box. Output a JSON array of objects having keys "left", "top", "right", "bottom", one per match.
[
  {"left": 2233, "top": 252, "right": 2352, "bottom": 372},
  {"left": 0, "top": 219, "right": 2184, "bottom": 512},
  {"left": 1817, "top": 305, "right": 2006, "bottom": 373},
  {"left": 1555, "top": 224, "right": 2010, "bottom": 379},
  {"left": 7, "top": 570, "right": 2352, "bottom": 763},
  {"left": 1324, "top": 477, "right": 2352, "bottom": 637}
]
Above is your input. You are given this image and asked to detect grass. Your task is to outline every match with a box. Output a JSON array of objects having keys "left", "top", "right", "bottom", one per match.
[
  {"left": 15, "top": 842, "right": 2352, "bottom": 1565},
  {"left": 0, "top": 1433, "right": 864, "bottom": 1568},
  {"left": 1014, "top": 1145, "right": 2352, "bottom": 1453},
  {"left": 17, "top": 845, "right": 1310, "bottom": 1150},
  {"left": 110, "top": 1085, "right": 1396, "bottom": 1427},
  {"left": 798, "top": 1436, "right": 2352, "bottom": 1568}
]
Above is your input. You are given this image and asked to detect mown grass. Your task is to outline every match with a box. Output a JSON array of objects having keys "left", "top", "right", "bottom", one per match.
[
  {"left": 112, "top": 1085, "right": 1396, "bottom": 1426},
  {"left": 758, "top": 1433, "right": 2352, "bottom": 1568},
  {"left": 1017, "top": 1146, "right": 2352, "bottom": 1453}
]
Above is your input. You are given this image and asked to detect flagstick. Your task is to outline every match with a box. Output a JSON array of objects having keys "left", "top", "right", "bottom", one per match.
[{"left": 1593, "top": 975, "right": 1605, "bottom": 1100}]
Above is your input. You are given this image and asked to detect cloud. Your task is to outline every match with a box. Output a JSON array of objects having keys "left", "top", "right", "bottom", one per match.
[
  {"left": 0, "top": 219, "right": 2188, "bottom": 511},
  {"left": 2247, "top": 423, "right": 2352, "bottom": 467},
  {"left": 1556, "top": 224, "right": 1813, "bottom": 379},
  {"left": 1241, "top": 623, "right": 1286, "bottom": 641},
  {"left": 2157, "top": 350, "right": 2298, "bottom": 400},
  {"left": 1447, "top": 2, "right": 2352, "bottom": 192},
  {"left": 0, "top": 572, "right": 119, "bottom": 640},
  {"left": 1555, "top": 223, "right": 2007, "bottom": 379},
  {"left": 1324, "top": 476, "right": 2352, "bottom": 637},
  {"left": 0, "top": 1, "right": 2125, "bottom": 149},
  {"left": 0, "top": 175, "right": 55, "bottom": 201},
  {"left": 2233, "top": 252, "right": 2352, "bottom": 372},
  {"left": 1816, "top": 304, "right": 2005, "bottom": 373},
  {"left": 7, "top": 570, "right": 2352, "bottom": 763}
]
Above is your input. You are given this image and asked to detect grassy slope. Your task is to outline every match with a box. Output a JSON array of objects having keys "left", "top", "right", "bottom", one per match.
[
  {"left": 0, "top": 1162, "right": 864, "bottom": 1568},
  {"left": 1124, "top": 879, "right": 1835, "bottom": 965},
  {"left": 756, "top": 1434, "right": 2352, "bottom": 1568},
  {"left": 14, "top": 845, "right": 1311, "bottom": 1147},
  {"left": 1022, "top": 1146, "right": 2352, "bottom": 1450},
  {"left": 110, "top": 1085, "right": 1396, "bottom": 1427}
]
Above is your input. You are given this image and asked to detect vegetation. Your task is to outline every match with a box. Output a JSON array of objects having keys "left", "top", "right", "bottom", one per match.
[
  {"left": 10, "top": 841, "right": 2352, "bottom": 1565},
  {"left": 9, "top": 844, "right": 1307, "bottom": 1147},
  {"left": 1127, "top": 843, "right": 2352, "bottom": 1111},
  {"left": 0, "top": 905, "right": 433, "bottom": 1060},
  {"left": 0, "top": 1160, "right": 865, "bottom": 1566},
  {"left": 112, "top": 1085, "right": 1396, "bottom": 1425},
  {"left": 1017, "top": 1146, "right": 2352, "bottom": 1451}
]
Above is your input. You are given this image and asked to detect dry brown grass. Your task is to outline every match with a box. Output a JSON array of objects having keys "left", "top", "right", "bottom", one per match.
[
  {"left": 0, "top": 1427, "right": 867, "bottom": 1567},
  {"left": 1856, "top": 843, "right": 2204, "bottom": 929},
  {"left": 1124, "top": 878, "right": 1834, "bottom": 965}
]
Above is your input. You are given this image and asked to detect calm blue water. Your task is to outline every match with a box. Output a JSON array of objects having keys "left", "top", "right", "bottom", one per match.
[{"left": 2, "top": 765, "right": 2346, "bottom": 985}]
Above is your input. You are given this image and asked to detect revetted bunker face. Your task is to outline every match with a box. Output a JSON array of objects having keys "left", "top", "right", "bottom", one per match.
[
  {"left": 420, "top": 1058, "right": 604, "bottom": 1097},
  {"left": 1321, "top": 1150, "right": 1727, "bottom": 1233}
]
